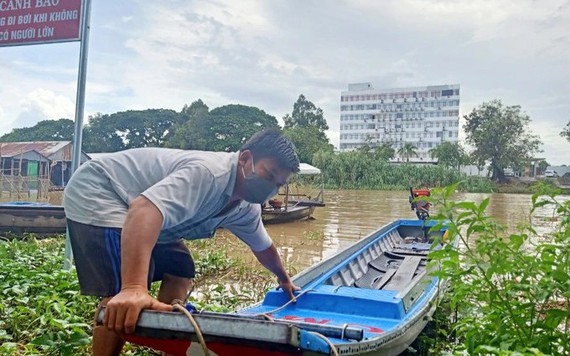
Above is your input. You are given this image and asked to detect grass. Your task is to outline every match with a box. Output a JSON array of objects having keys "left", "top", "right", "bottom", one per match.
[{"left": 0, "top": 230, "right": 277, "bottom": 355}]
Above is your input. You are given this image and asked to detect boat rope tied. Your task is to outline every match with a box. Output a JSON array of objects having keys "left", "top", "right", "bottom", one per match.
[
  {"left": 252, "top": 289, "right": 339, "bottom": 355},
  {"left": 255, "top": 288, "right": 315, "bottom": 317},
  {"left": 340, "top": 323, "right": 348, "bottom": 340},
  {"left": 172, "top": 300, "right": 210, "bottom": 356},
  {"left": 307, "top": 331, "right": 340, "bottom": 356}
]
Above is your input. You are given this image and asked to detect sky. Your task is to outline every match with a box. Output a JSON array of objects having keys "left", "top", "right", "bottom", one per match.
[{"left": 0, "top": 0, "right": 569, "bottom": 165}]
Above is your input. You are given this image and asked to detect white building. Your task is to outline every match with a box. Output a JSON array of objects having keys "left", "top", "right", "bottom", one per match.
[{"left": 339, "top": 83, "right": 460, "bottom": 162}]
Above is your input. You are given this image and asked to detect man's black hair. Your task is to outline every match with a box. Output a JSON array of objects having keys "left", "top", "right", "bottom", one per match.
[{"left": 241, "top": 128, "right": 300, "bottom": 173}]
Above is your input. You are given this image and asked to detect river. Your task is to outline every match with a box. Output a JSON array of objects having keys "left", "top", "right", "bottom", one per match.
[{"left": 265, "top": 190, "right": 567, "bottom": 271}]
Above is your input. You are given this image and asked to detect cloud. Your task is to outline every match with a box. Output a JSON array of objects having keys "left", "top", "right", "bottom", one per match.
[
  {"left": 15, "top": 89, "right": 76, "bottom": 128},
  {"left": 0, "top": 0, "right": 568, "bottom": 164}
]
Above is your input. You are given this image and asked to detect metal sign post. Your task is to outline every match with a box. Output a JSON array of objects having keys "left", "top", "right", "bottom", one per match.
[
  {"left": 64, "top": 0, "right": 91, "bottom": 270},
  {"left": 0, "top": 0, "right": 91, "bottom": 270}
]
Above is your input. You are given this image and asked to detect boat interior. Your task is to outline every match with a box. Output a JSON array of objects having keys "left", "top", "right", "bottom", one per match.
[{"left": 254, "top": 221, "right": 446, "bottom": 322}]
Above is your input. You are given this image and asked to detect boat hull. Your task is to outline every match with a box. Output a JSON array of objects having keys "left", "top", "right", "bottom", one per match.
[
  {"left": 98, "top": 219, "right": 452, "bottom": 355},
  {"left": 262, "top": 205, "right": 315, "bottom": 224},
  {"left": 0, "top": 203, "right": 66, "bottom": 236}
]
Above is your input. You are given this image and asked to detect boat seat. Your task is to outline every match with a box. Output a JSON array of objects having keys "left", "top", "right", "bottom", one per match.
[
  {"left": 354, "top": 267, "right": 385, "bottom": 289},
  {"left": 391, "top": 248, "right": 430, "bottom": 256},
  {"left": 369, "top": 253, "right": 426, "bottom": 273},
  {"left": 383, "top": 251, "right": 410, "bottom": 259},
  {"left": 382, "top": 256, "right": 423, "bottom": 291},
  {"left": 354, "top": 267, "right": 399, "bottom": 289},
  {"left": 355, "top": 253, "right": 426, "bottom": 290}
]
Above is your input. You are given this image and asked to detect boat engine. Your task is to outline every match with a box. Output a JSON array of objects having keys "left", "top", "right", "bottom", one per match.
[{"left": 409, "top": 187, "right": 431, "bottom": 220}]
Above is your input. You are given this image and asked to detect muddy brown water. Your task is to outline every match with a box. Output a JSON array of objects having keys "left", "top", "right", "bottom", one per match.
[
  {"left": 266, "top": 190, "right": 568, "bottom": 271},
  {"left": 4, "top": 189, "right": 565, "bottom": 272}
]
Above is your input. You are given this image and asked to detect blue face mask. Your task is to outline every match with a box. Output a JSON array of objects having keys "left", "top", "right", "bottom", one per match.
[{"left": 241, "top": 157, "right": 279, "bottom": 204}]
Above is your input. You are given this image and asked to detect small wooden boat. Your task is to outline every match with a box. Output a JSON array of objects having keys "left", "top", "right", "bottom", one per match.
[
  {"left": 262, "top": 204, "right": 316, "bottom": 224},
  {"left": 262, "top": 163, "right": 325, "bottom": 224},
  {"left": 0, "top": 202, "right": 66, "bottom": 236},
  {"left": 98, "top": 219, "right": 453, "bottom": 355}
]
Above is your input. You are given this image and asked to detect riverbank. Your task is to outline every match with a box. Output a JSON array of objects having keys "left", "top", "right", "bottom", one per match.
[{"left": 495, "top": 176, "right": 570, "bottom": 194}]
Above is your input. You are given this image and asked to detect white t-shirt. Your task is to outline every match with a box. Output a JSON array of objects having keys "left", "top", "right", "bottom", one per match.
[{"left": 63, "top": 148, "right": 272, "bottom": 251}]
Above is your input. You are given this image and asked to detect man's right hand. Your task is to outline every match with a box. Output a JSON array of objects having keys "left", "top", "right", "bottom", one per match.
[{"left": 103, "top": 286, "right": 173, "bottom": 334}]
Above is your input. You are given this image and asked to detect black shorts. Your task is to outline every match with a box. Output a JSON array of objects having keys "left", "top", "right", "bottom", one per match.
[{"left": 67, "top": 219, "right": 195, "bottom": 297}]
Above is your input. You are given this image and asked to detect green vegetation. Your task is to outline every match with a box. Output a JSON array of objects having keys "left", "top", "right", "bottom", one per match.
[
  {"left": 426, "top": 183, "right": 569, "bottom": 355},
  {"left": 282, "top": 94, "right": 334, "bottom": 164},
  {"left": 0, "top": 95, "right": 334, "bottom": 161},
  {"left": 1, "top": 188, "right": 568, "bottom": 355},
  {"left": 0, "top": 119, "right": 75, "bottom": 142},
  {"left": 464, "top": 100, "right": 542, "bottom": 182},
  {"left": 167, "top": 102, "right": 280, "bottom": 152},
  {"left": 0, "top": 236, "right": 94, "bottom": 355},
  {"left": 0, "top": 231, "right": 275, "bottom": 355},
  {"left": 312, "top": 150, "right": 496, "bottom": 192},
  {"left": 429, "top": 141, "right": 470, "bottom": 171}
]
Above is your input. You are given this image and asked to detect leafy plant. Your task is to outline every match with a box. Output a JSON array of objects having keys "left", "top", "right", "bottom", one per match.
[
  {"left": 428, "top": 183, "right": 569, "bottom": 354},
  {"left": 0, "top": 237, "right": 95, "bottom": 355}
]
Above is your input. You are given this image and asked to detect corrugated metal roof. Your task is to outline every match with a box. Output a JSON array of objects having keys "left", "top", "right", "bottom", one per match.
[{"left": 0, "top": 141, "right": 71, "bottom": 159}]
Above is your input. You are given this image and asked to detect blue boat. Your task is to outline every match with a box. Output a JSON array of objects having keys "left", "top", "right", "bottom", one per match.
[{"left": 98, "top": 218, "right": 453, "bottom": 355}]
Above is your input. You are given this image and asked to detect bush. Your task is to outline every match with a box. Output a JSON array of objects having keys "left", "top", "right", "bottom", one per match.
[
  {"left": 429, "top": 184, "right": 569, "bottom": 355},
  {"left": 0, "top": 237, "right": 95, "bottom": 355}
]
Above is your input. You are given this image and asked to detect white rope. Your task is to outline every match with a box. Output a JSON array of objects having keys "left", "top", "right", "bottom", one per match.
[
  {"left": 340, "top": 323, "right": 348, "bottom": 340},
  {"left": 253, "top": 288, "right": 314, "bottom": 317},
  {"left": 307, "top": 331, "right": 339, "bottom": 356},
  {"left": 172, "top": 302, "right": 209, "bottom": 356}
]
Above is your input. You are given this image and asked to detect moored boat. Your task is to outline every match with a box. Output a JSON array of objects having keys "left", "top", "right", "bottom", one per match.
[
  {"left": 98, "top": 218, "right": 453, "bottom": 355},
  {"left": 261, "top": 163, "right": 325, "bottom": 224},
  {"left": 0, "top": 202, "right": 66, "bottom": 236},
  {"left": 262, "top": 204, "right": 316, "bottom": 224}
]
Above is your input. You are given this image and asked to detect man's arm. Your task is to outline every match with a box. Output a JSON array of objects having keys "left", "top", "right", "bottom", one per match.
[
  {"left": 103, "top": 196, "right": 172, "bottom": 334},
  {"left": 252, "top": 244, "right": 300, "bottom": 300}
]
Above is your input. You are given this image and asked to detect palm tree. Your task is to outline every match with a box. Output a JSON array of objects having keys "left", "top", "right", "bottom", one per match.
[{"left": 398, "top": 143, "right": 417, "bottom": 162}]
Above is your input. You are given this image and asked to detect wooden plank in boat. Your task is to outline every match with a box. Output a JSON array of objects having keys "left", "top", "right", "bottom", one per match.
[
  {"left": 354, "top": 267, "right": 384, "bottom": 288},
  {"left": 391, "top": 248, "right": 430, "bottom": 256},
  {"left": 382, "top": 256, "right": 422, "bottom": 292},
  {"left": 372, "top": 268, "right": 397, "bottom": 289},
  {"left": 369, "top": 254, "right": 403, "bottom": 272}
]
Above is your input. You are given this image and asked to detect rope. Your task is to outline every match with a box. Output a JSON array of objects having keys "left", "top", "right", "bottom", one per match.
[
  {"left": 253, "top": 289, "right": 338, "bottom": 355},
  {"left": 307, "top": 331, "right": 339, "bottom": 356},
  {"left": 340, "top": 323, "right": 348, "bottom": 340},
  {"left": 253, "top": 288, "right": 314, "bottom": 317},
  {"left": 171, "top": 301, "right": 209, "bottom": 356},
  {"left": 93, "top": 301, "right": 104, "bottom": 326},
  {"left": 173, "top": 290, "right": 339, "bottom": 356}
]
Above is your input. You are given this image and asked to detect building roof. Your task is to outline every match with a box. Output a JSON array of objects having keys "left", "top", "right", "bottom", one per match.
[
  {"left": 298, "top": 163, "right": 321, "bottom": 175},
  {"left": 0, "top": 141, "right": 73, "bottom": 160}
]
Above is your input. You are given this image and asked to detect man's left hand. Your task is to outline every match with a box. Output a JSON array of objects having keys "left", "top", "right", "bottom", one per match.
[{"left": 278, "top": 280, "right": 301, "bottom": 301}]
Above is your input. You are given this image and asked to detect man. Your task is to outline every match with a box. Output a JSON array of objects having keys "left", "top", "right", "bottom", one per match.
[{"left": 64, "top": 128, "right": 301, "bottom": 356}]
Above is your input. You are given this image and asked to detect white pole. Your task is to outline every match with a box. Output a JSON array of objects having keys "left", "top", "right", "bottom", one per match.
[{"left": 64, "top": 0, "right": 92, "bottom": 270}]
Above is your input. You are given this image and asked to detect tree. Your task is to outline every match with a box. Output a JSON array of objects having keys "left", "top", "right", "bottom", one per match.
[
  {"left": 561, "top": 120, "right": 570, "bottom": 143},
  {"left": 282, "top": 95, "right": 332, "bottom": 163},
  {"left": 397, "top": 143, "right": 417, "bottom": 162},
  {"left": 0, "top": 119, "right": 75, "bottom": 142},
  {"left": 374, "top": 143, "right": 395, "bottom": 162},
  {"left": 167, "top": 102, "right": 279, "bottom": 152},
  {"left": 208, "top": 105, "right": 280, "bottom": 151},
  {"left": 167, "top": 100, "right": 211, "bottom": 150},
  {"left": 283, "top": 94, "right": 329, "bottom": 141},
  {"left": 429, "top": 141, "right": 469, "bottom": 170},
  {"left": 357, "top": 135, "right": 375, "bottom": 156},
  {"left": 283, "top": 126, "right": 334, "bottom": 164},
  {"left": 464, "top": 100, "right": 542, "bottom": 182},
  {"left": 537, "top": 160, "right": 550, "bottom": 175},
  {"left": 83, "top": 109, "right": 182, "bottom": 152},
  {"left": 356, "top": 137, "right": 394, "bottom": 161}
]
